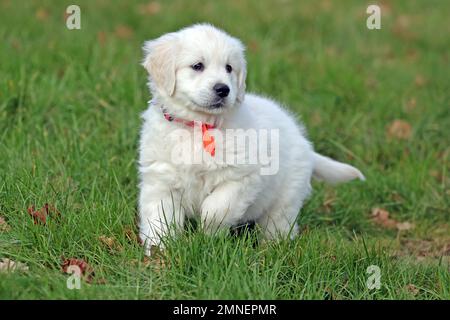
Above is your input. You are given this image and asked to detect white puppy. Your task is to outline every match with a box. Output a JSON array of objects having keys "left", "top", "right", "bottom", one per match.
[{"left": 138, "top": 24, "right": 364, "bottom": 255}]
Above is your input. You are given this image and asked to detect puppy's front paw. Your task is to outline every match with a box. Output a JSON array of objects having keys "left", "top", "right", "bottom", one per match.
[{"left": 200, "top": 196, "right": 233, "bottom": 234}]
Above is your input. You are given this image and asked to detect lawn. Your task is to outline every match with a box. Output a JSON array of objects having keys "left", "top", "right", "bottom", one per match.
[{"left": 0, "top": 0, "right": 449, "bottom": 299}]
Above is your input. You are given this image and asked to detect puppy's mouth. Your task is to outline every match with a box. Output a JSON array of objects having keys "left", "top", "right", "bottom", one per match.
[
  {"left": 191, "top": 98, "right": 226, "bottom": 110},
  {"left": 208, "top": 99, "right": 225, "bottom": 109}
]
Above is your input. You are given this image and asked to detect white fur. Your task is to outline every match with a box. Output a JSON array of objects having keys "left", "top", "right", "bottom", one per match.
[{"left": 138, "top": 24, "right": 364, "bottom": 255}]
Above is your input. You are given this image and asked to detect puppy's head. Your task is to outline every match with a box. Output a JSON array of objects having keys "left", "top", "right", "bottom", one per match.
[{"left": 143, "top": 24, "right": 246, "bottom": 114}]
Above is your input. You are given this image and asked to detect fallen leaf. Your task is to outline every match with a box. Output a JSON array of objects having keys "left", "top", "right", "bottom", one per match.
[
  {"left": 99, "top": 235, "right": 123, "bottom": 252},
  {"left": 392, "top": 14, "right": 416, "bottom": 41},
  {"left": 396, "top": 221, "right": 415, "bottom": 231},
  {"left": 137, "top": 2, "right": 161, "bottom": 15},
  {"left": 405, "top": 284, "right": 419, "bottom": 296},
  {"left": 99, "top": 235, "right": 114, "bottom": 247},
  {"left": 27, "top": 203, "right": 60, "bottom": 225},
  {"left": 387, "top": 119, "right": 412, "bottom": 140},
  {"left": 27, "top": 205, "right": 46, "bottom": 224},
  {"left": 0, "top": 258, "right": 29, "bottom": 273},
  {"left": 320, "top": 0, "right": 332, "bottom": 11},
  {"left": 371, "top": 207, "right": 397, "bottom": 229},
  {"left": 35, "top": 8, "right": 49, "bottom": 21},
  {"left": 371, "top": 207, "right": 414, "bottom": 231},
  {"left": 414, "top": 74, "right": 427, "bottom": 87},
  {"left": 124, "top": 226, "right": 139, "bottom": 244},
  {"left": 61, "top": 257, "right": 95, "bottom": 283},
  {"left": 0, "top": 216, "right": 10, "bottom": 232},
  {"left": 404, "top": 97, "right": 417, "bottom": 112},
  {"left": 114, "top": 25, "right": 134, "bottom": 39}
]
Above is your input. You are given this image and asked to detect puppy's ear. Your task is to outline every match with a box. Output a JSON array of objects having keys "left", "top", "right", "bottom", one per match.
[
  {"left": 235, "top": 45, "right": 247, "bottom": 104},
  {"left": 142, "top": 33, "right": 178, "bottom": 96},
  {"left": 236, "top": 59, "right": 247, "bottom": 104}
]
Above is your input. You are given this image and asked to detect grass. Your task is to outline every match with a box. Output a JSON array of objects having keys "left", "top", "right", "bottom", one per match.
[{"left": 0, "top": 0, "right": 449, "bottom": 299}]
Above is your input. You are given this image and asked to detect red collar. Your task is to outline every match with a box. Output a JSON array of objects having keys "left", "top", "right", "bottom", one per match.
[
  {"left": 160, "top": 106, "right": 216, "bottom": 156},
  {"left": 160, "top": 106, "right": 216, "bottom": 130}
]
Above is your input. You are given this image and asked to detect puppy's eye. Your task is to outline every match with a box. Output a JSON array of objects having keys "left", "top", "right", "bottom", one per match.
[
  {"left": 191, "top": 62, "right": 204, "bottom": 71},
  {"left": 226, "top": 64, "right": 232, "bottom": 73}
]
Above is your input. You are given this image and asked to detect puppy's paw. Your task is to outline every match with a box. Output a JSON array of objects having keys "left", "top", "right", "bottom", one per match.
[{"left": 200, "top": 197, "right": 233, "bottom": 234}]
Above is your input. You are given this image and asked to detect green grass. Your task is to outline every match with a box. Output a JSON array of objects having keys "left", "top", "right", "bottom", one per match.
[{"left": 0, "top": 0, "right": 449, "bottom": 299}]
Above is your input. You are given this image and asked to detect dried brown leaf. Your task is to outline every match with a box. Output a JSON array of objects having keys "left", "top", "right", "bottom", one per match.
[
  {"left": 396, "top": 222, "right": 415, "bottom": 231},
  {"left": 405, "top": 284, "right": 419, "bottom": 296},
  {"left": 115, "top": 25, "right": 134, "bottom": 39},
  {"left": 27, "top": 203, "right": 60, "bottom": 225},
  {"left": 371, "top": 207, "right": 414, "bottom": 231},
  {"left": 392, "top": 15, "right": 416, "bottom": 41},
  {"left": 124, "top": 226, "right": 139, "bottom": 244},
  {"left": 137, "top": 2, "right": 161, "bottom": 15},
  {"left": 387, "top": 120, "right": 412, "bottom": 140},
  {"left": 35, "top": 8, "right": 49, "bottom": 21},
  {"left": 99, "top": 235, "right": 123, "bottom": 253},
  {"left": 404, "top": 97, "right": 417, "bottom": 112},
  {"left": 371, "top": 207, "right": 397, "bottom": 229},
  {"left": 0, "top": 216, "right": 10, "bottom": 232},
  {"left": 414, "top": 74, "right": 427, "bottom": 87},
  {"left": 0, "top": 258, "right": 29, "bottom": 273}
]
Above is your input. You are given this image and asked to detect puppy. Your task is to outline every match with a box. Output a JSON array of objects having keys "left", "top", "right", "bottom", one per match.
[{"left": 138, "top": 24, "right": 364, "bottom": 255}]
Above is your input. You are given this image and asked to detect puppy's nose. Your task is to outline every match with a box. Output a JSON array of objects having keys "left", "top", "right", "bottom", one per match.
[{"left": 213, "top": 83, "right": 230, "bottom": 98}]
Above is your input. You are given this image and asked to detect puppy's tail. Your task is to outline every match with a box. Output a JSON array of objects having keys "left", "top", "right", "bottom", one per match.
[{"left": 312, "top": 152, "right": 365, "bottom": 185}]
